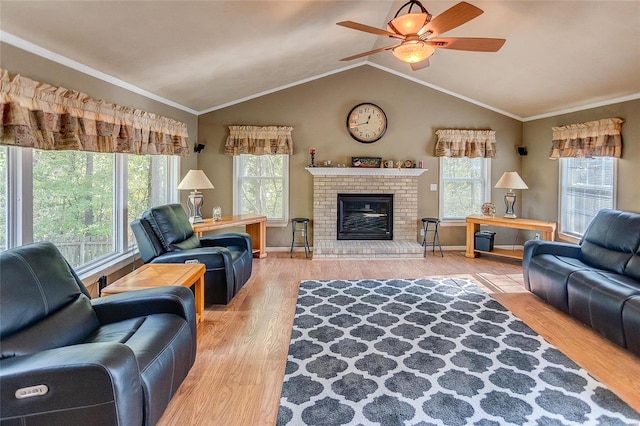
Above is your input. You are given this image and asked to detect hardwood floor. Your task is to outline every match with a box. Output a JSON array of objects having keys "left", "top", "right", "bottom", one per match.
[{"left": 158, "top": 251, "right": 640, "bottom": 425}]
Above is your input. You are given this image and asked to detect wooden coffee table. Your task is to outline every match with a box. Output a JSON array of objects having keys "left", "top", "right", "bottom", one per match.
[{"left": 101, "top": 263, "right": 206, "bottom": 323}]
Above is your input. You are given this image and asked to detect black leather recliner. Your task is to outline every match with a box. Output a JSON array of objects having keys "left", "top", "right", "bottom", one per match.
[
  {"left": 130, "top": 204, "right": 253, "bottom": 305},
  {"left": 523, "top": 209, "right": 640, "bottom": 357},
  {"left": 0, "top": 241, "right": 196, "bottom": 426}
]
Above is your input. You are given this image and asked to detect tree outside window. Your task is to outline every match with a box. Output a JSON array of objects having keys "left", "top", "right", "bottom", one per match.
[
  {"left": 127, "top": 155, "right": 171, "bottom": 247},
  {"left": 234, "top": 154, "right": 288, "bottom": 225},
  {"left": 33, "top": 150, "right": 114, "bottom": 267},
  {"left": 2, "top": 147, "right": 177, "bottom": 271},
  {"left": 439, "top": 157, "right": 491, "bottom": 220},
  {"left": 560, "top": 157, "right": 616, "bottom": 238}
]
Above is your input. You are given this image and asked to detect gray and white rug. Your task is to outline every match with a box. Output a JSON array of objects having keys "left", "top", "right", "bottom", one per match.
[{"left": 277, "top": 277, "right": 640, "bottom": 426}]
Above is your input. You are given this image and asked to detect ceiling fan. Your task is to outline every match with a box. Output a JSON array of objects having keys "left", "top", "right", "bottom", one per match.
[{"left": 337, "top": 1, "right": 505, "bottom": 71}]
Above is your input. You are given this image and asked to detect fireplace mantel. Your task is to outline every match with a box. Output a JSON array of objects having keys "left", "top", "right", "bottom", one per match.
[{"left": 306, "top": 167, "right": 427, "bottom": 177}]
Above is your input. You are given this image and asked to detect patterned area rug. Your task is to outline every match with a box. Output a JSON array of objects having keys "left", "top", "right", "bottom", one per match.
[{"left": 277, "top": 277, "right": 640, "bottom": 426}]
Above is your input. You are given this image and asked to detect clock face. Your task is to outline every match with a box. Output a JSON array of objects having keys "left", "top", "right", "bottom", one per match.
[{"left": 346, "top": 103, "right": 387, "bottom": 143}]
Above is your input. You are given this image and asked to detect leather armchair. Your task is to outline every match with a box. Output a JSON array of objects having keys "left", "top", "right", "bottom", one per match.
[
  {"left": 523, "top": 209, "right": 640, "bottom": 356},
  {"left": 130, "top": 204, "right": 253, "bottom": 305},
  {"left": 0, "top": 241, "right": 196, "bottom": 426}
]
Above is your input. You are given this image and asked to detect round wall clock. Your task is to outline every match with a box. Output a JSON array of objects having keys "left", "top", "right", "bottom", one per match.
[{"left": 346, "top": 103, "right": 387, "bottom": 143}]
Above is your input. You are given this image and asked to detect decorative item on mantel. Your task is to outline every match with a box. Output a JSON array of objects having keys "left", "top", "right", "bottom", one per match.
[
  {"left": 352, "top": 157, "right": 382, "bottom": 168},
  {"left": 309, "top": 148, "right": 316, "bottom": 167}
]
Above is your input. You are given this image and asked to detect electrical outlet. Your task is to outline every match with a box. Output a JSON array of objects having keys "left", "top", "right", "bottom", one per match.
[
  {"left": 420, "top": 228, "right": 425, "bottom": 236},
  {"left": 430, "top": 184, "right": 438, "bottom": 191},
  {"left": 534, "top": 233, "right": 540, "bottom": 240}
]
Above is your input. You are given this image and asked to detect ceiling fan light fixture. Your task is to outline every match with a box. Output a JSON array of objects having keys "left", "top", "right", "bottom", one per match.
[
  {"left": 387, "top": 12, "right": 430, "bottom": 36},
  {"left": 392, "top": 40, "right": 435, "bottom": 63}
]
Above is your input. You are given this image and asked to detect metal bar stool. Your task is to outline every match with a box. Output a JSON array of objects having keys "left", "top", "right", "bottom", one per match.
[
  {"left": 290, "top": 218, "right": 310, "bottom": 258},
  {"left": 422, "top": 217, "right": 443, "bottom": 257}
]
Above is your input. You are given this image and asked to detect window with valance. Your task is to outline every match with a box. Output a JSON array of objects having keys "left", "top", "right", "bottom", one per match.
[
  {"left": 225, "top": 125, "right": 294, "bottom": 156},
  {"left": 0, "top": 69, "right": 190, "bottom": 156},
  {"left": 434, "top": 129, "right": 496, "bottom": 158},
  {"left": 550, "top": 118, "right": 623, "bottom": 159}
]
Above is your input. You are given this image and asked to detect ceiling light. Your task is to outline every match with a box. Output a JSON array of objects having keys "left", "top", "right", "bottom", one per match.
[
  {"left": 392, "top": 40, "right": 435, "bottom": 63},
  {"left": 387, "top": 0, "right": 431, "bottom": 35}
]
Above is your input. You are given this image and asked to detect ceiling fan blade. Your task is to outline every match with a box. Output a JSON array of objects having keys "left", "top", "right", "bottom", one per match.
[
  {"left": 410, "top": 58, "right": 431, "bottom": 71},
  {"left": 428, "top": 37, "right": 506, "bottom": 52},
  {"left": 337, "top": 21, "right": 405, "bottom": 40},
  {"left": 419, "top": 2, "right": 483, "bottom": 37},
  {"left": 339, "top": 45, "right": 396, "bottom": 62}
]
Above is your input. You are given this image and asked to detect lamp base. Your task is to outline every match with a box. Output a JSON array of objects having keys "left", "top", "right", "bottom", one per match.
[
  {"left": 503, "top": 191, "right": 518, "bottom": 219},
  {"left": 187, "top": 191, "right": 205, "bottom": 224}
]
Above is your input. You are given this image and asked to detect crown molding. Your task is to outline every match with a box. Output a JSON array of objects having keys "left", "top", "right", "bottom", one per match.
[{"left": 1, "top": 31, "right": 198, "bottom": 115}]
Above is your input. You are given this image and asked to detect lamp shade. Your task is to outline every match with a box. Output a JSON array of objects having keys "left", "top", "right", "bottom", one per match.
[
  {"left": 387, "top": 12, "right": 429, "bottom": 35},
  {"left": 392, "top": 41, "right": 435, "bottom": 63},
  {"left": 494, "top": 172, "right": 528, "bottom": 190},
  {"left": 177, "top": 170, "right": 214, "bottom": 190}
]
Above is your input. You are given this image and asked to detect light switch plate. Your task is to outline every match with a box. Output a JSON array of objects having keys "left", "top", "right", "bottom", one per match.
[{"left": 430, "top": 184, "right": 438, "bottom": 191}]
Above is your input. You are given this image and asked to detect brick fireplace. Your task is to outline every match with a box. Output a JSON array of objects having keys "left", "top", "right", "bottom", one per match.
[{"left": 306, "top": 167, "right": 427, "bottom": 258}]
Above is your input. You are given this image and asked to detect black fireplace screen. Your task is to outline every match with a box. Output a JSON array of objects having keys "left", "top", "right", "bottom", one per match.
[{"left": 337, "top": 194, "right": 393, "bottom": 240}]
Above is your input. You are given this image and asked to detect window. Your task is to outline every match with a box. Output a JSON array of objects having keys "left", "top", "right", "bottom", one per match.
[
  {"left": 127, "top": 155, "right": 174, "bottom": 248},
  {"left": 560, "top": 157, "right": 616, "bottom": 238},
  {"left": 2, "top": 147, "right": 178, "bottom": 273},
  {"left": 33, "top": 150, "right": 115, "bottom": 267},
  {"left": 439, "top": 157, "right": 491, "bottom": 221},
  {"left": 233, "top": 154, "right": 289, "bottom": 226},
  {"left": 0, "top": 147, "right": 6, "bottom": 251}
]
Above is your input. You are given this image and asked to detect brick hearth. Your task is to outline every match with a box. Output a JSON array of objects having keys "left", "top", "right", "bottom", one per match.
[{"left": 306, "top": 167, "right": 427, "bottom": 258}]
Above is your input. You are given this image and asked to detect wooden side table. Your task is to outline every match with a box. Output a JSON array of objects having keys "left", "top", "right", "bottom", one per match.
[
  {"left": 101, "top": 263, "right": 206, "bottom": 323},
  {"left": 465, "top": 215, "right": 557, "bottom": 260},
  {"left": 191, "top": 213, "right": 267, "bottom": 258}
]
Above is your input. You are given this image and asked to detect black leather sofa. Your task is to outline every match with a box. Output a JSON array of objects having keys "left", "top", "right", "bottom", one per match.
[
  {"left": 130, "top": 204, "right": 253, "bottom": 305},
  {"left": 0, "top": 241, "right": 196, "bottom": 425},
  {"left": 523, "top": 209, "right": 640, "bottom": 357}
]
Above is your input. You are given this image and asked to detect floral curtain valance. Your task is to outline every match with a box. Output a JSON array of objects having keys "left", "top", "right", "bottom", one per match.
[
  {"left": 550, "top": 118, "right": 624, "bottom": 159},
  {"left": 435, "top": 129, "right": 496, "bottom": 158},
  {"left": 0, "top": 69, "right": 190, "bottom": 156},
  {"left": 224, "top": 125, "right": 294, "bottom": 156}
]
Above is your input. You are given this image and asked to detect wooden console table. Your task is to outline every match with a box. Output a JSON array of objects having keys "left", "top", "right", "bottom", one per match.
[
  {"left": 101, "top": 263, "right": 205, "bottom": 323},
  {"left": 191, "top": 214, "right": 267, "bottom": 258},
  {"left": 465, "top": 215, "right": 557, "bottom": 260}
]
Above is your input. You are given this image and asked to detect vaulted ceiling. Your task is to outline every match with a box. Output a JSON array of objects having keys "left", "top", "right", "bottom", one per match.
[{"left": 1, "top": 1, "right": 639, "bottom": 120}]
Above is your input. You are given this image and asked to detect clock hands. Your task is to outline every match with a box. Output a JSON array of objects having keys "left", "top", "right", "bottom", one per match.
[{"left": 356, "top": 115, "right": 371, "bottom": 126}]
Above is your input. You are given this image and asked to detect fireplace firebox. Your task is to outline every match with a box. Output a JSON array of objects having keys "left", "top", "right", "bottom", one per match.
[{"left": 337, "top": 194, "right": 393, "bottom": 240}]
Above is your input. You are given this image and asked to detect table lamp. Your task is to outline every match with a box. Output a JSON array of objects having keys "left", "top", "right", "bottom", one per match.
[
  {"left": 494, "top": 171, "right": 528, "bottom": 219},
  {"left": 177, "top": 170, "right": 214, "bottom": 223}
]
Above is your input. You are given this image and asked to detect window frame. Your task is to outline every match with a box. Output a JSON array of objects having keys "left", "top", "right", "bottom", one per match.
[
  {"left": 438, "top": 157, "right": 491, "bottom": 224},
  {"left": 232, "top": 154, "right": 289, "bottom": 227},
  {"left": 558, "top": 156, "right": 617, "bottom": 242},
  {"left": 3, "top": 146, "right": 179, "bottom": 279}
]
